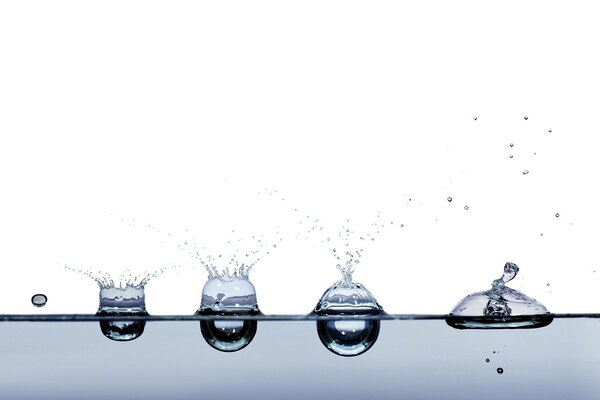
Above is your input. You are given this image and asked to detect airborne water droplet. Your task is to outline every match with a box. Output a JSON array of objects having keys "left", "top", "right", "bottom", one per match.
[
  {"left": 31, "top": 294, "right": 47, "bottom": 307},
  {"left": 497, "top": 367, "right": 504, "bottom": 374},
  {"left": 555, "top": 213, "right": 560, "bottom": 218},
  {"left": 485, "top": 358, "right": 490, "bottom": 363}
]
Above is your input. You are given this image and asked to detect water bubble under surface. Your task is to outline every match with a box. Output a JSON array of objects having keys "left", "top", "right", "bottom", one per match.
[
  {"left": 497, "top": 367, "right": 504, "bottom": 374},
  {"left": 196, "top": 275, "right": 260, "bottom": 352}
]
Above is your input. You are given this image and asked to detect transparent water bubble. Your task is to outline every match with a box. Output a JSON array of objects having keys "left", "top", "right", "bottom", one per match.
[
  {"left": 446, "top": 262, "right": 552, "bottom": 329},
  {"left": 497, "top": 367, "right": 504, "bottom": 374},
  {"left": 199, "top": 316, "right": 258, "bottom": 352},
  {"left": 99, "top": 318, "right": 147, "bottom": 342},
  {"left": 31, "top": 294, "right": 47, "bottom": 308},
  {"left": 96, "top": 284, "right": 148, "bottom": 342},
  {"left": 196, "top": 276, "right": 260, "bottom": 352},
  {"left": 447, "top": 197, "right": 453, "bottom": 202},
  {"left": 486, "top": 358, "right": 490, "bottom": 363},
  {"left": 313, "top": 276, "right": 382, "bottom": 357}
]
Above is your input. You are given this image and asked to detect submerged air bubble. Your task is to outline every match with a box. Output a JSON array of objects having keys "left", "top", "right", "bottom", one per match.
[{"left": 197, "top": 275, "right": 260, "bottom": 352}]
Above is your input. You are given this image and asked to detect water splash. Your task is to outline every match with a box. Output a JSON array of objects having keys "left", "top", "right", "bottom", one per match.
[{"left": 447, "top": 262, "right": 552, "bottom": 329}]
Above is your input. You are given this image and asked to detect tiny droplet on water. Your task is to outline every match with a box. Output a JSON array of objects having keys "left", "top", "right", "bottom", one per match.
[
  {"left": 524, "top": 116, "right": 528, "bottom": 120},
  {"left": 31, "top": 294, "right": 47, "bottom": 307},
  {"left": 555, "top": 213, "right": 560, "bottom": 218},
  {"left": 447, "top": 197, "right": 452, "bottom": 202},
  {"left": 523, "top": 170, "right": 529, "bottom": 175},
  {"left": 497, "top": 367, "right": 504, "bottom": 374}
]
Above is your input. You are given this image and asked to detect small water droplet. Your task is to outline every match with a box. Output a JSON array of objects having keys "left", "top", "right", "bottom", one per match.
[
  {"left": 485, "top": 358, "right": 490, "bottom": 363},
  {"left": 31, "top": 294, "right": 47, "bottom": 307},
  {"left": 497, "top": 367, "right": 504, "bottom": 374},
  {"left": 523, "top": 170, "right": 529, "bottom": 175},
  {"left": 555, "top": 213, "right": 560, "bottom": 218},
  {"left": 524, "top": 116, "right": 528, "bottom": 120},
  {"left": 447, "top": 197, "right": 452, "bottom": 202},
  {"left": 464, "top": 205, "right": 469, "bottom": 210}
]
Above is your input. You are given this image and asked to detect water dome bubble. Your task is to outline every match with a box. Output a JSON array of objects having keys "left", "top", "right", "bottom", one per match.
[
  {"left": 196, "top": 274, "right": 260, "bottom": 352},
  {"left": 446, "top": 262, "right": 553, "bottom": 329},
  {"left": 96, "top": 284, "right": 148, "bottom": 342},
  {"left": 31, "top": 294, "right": 47, "bottom": 308},
  {"left": 555, "top": 213, "right": 560, "bottom": 218},
  {"left": 313, "top": 268, "right": 382, "bottom": 356}
]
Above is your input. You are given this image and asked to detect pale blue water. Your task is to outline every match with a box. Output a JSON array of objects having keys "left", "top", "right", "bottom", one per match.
[{"left": 0, "top": 315, "right": 598, "bottom": 399}]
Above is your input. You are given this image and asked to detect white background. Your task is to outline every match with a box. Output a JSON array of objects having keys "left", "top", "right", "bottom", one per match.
[{"left": 1, "top": 1, "right": 600, "bottom": 315}]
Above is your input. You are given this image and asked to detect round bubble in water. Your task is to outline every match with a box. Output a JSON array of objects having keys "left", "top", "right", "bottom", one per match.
[
  {"left": 31, "top": 294, "right": 47, "bottom": 308},
  {"left": 197, "top": 275, "right": 260, "bottom": 352},
  {"left": 447, "top": 197, "right": 453, "bottom": 202},
  {"left": 524, "top": 116, "right": 528, "bottom": 120},
  {"left": 199, "top": 312, "right": 258, "bottom": 352},
  {"left": 497, "top": 367, "right": 504, "bottom": 374},
  {"left": 98, "top": 317, "right": 147, "bottom": 342},
  {"left": 317, "top": 319, "right": 380, "bottom": 357},
  {"left": 96, "top": 284, "right": 148, "bottom": 341},
  {"left": 486, "top": 358, "right": 490, "bottom": 363},
  {"left": 555, "top": 213, "right": 560, "bottom": 218},
  {"left": 509, "top": 155, "right": 514, "bottom": 158},
  {"left": 314, "top": 275, "right": 382, "bottom": 356},
  {"left": 464, "top": 205, "right": 469, "bottom": 210}
]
